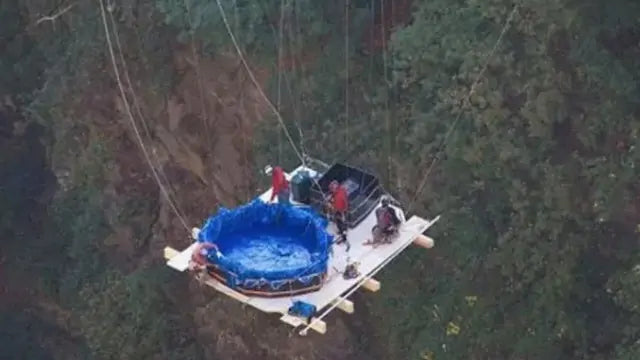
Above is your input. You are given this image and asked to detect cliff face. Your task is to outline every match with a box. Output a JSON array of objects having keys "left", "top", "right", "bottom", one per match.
[
  {"left": 0, "top": 0, "right": 401, "bottom": 357},
  {"left": 1, "top": 34, "right": 369, "bottom": 359},
  {"left": 43, "top": 44, "right": 266, "bottom": 262},
  {"left": 109, "top": 49, "right": 366, "bottom": 359},
  {"left": 95, "top": 48, "right": 269, "bottom": 267}
]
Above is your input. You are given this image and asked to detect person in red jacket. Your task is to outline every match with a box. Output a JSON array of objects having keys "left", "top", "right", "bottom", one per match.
[
  {"left": 327, "top": 180, "right": 349, "bottom": 250},
  {"left": 268, "top": 166, "right": 290, "bottom": 204}
]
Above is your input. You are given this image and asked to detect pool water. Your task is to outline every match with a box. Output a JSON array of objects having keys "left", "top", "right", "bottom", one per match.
[{"left": 220, "top": 226, "right": 314, "bottom": 273}]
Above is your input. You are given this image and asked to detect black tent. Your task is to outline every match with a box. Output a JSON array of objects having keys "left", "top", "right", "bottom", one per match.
[{"left": 309, "top": 163, "right": 385, "bottom": 228}]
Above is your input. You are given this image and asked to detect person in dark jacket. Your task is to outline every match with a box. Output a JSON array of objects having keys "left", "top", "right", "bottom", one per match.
[{"left": 372, "top": 196, "right": 401, "bottom": 243}]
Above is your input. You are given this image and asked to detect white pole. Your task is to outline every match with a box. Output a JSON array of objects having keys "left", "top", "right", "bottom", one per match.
[{"left": 299, "top": 215, "right": 440, "bottom": 335}]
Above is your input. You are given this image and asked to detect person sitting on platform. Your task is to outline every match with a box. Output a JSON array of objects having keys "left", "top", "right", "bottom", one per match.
[
  {"left": 326, "top": 180, "right": 349, "bottom": 250},
  {"left": 372, "top": 196, "right": 401, "bottom": 244},
  {"left": 188, "top": 242, "right": 218, "bottom": 273},
  {"left": 267, "top": 165, "right": 290, "bottom": 205}
]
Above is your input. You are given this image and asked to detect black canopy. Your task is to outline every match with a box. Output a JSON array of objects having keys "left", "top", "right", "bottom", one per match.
[{"left": 309, "top": 163, "right": 385, "bottom": 228}]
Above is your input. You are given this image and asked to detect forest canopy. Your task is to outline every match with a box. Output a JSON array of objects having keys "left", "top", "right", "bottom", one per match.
[{"left": 1, "top": 0, "right": 639, "bottom": 359}]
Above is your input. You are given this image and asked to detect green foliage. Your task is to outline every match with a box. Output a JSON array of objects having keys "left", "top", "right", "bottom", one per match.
[
  {"left": 155, "top": 0, "right": 336, "bottom": 59},
  {"left": 247, "top": 1, "right": 640, "bottom": 356},
  {"left": 0, "top": 0, "right": 46, "bottom": 100},
  {"left": 251, "top": 0, "right": 394, "bottom": 180},
  {"left": 28, "top": 136, "right": 112, "bottom": 300},
  {"left": 1, "top": 1, "right": 203, "bottom": 359},
  {"left": 3, "top": 0, "right": 640, "bottom": 358},
  {"left": 36, "top": 178, "right": 109, "bottom": 301},
  {"left": 78, "top": 268, "right": 203, "bottom": 360},
  {"left": 362, "top": 0, "right": 640, "bottom": 358},
  {"left": 0, "top": 311, "right": 57, "bottom": 360},
  {"left": 608, "top": 261, "right": 640, "bottom": 359}
]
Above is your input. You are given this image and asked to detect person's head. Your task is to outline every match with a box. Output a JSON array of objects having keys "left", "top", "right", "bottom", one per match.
[
  {"left": 381, "top": 196, "right": 390, "bottom": 207},
  {"left": 329, "top": 180, "right": 339, "bottom": 192}
]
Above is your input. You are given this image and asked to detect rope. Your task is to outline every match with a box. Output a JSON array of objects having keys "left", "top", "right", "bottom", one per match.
[
  {"left": 228, "top": 0, "right": 250, "bottom": 202},
  {"left": 215, "top": 0, "right": 333, "bottom": 205},
  {"left": 255, "top": 0, "right": 307, "bottom": 159},
  {"left": 253, "top": 0, "right": 309, "bottom": 166},
  {"left": 406, "top": 4, "right": 519, "bottom": 215},
  {"left": 106, "top": 8, "right": 180, "bottom": 205},
  {"left": 299, "top": 215, "right": 439, "bottom": 335},
  {"left": 277, "top": 0, "right": 285, "bottom": 163},
  {"left": 183, "top": 0, "right": 215, "bottom": 194},
  {"left": 214, "top": 0, "right": 305, "bottom": 166},
  {"left": 390, "top": 0, "right": 399, "bottom": 190},
  {"left": 380, "top": 0, "right": 392, "bottom": 186},
  {"left": 98, "top": 0, "right": 190, "bottom": 232},
  {"left": 345, "top": 0, "right": 350, "bottom": 153},
  {"left": 290, "top": 0, "right": 310, "bottom": 158}
]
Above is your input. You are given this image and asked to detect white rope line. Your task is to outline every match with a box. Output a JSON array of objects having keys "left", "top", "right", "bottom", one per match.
[
  {"left": 380, "top": 0, "right": 392, "bottom": 184},
  {"left": 106, "top": 7, "right": 188, "bottom": 222},
  {"left": 407, "top": 4, "right": 519, "bottom": 215},
  {"left": 277, "top": 0, "right": 285, "bottom": 162},
  {"left": 183, "top": 0, "right": 215, "bottom": 193},
  {"left": 345, "top": 0, "right": 350, "bottom": 154},
  {"left": 291, "top": 1, "right": 310, "bottom": 158},
  {"left": 257, "top": 0, "right": 307, "bottom": 159},
  {"left": 214, "top": 0, "right": 335, "bottom": 204},
  {"left": 99, "top": 0, "right": 190, "bottom": 231},
  {"left": 214, "top": 0, "right": 305, "bottom": 165},
  {"left": 299, "top": 215, "right": 440, "bottom": 335},
  {"left": 302, "top": 3, "right": 517, "bottom": 335}
]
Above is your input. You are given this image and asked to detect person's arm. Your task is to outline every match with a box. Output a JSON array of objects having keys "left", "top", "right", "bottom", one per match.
[
  {"left": 202, "top": 242, "right": 218, "bottom": 251},
  {"left": 390, "top": 208, "right": 401, "bottom": 225}
]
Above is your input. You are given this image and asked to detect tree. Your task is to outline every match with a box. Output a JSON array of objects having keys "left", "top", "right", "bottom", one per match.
[
  {"left": 364, "top": 0, "right": 640, "bottom": 358},
  {"left": 78, "top": 268, "right": 203, "bottom": 360}
]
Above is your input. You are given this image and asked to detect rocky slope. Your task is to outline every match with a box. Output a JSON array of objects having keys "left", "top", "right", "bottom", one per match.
[{"left": 40, "top": 44, "right": 370, "bottom": 359}]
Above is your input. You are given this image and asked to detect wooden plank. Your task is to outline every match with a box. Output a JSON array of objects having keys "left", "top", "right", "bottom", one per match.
[
  {"left": 280, "top": 314, "right": 327, "bottom": 334},
  {"left": 413, "top": 234, "right": 435, "bottom": 249},
  {"left": 199, "top": 274, "right": 251, "bottom": 303},
  {"left": 361, "top": 278, "right": 381, "bottom": 292},
  {"left": 331, "top": 298, "right": 354, "bottom": 314},
  {"left": 164, "top": 246, "right": 180, "bottom": 260},
  {"left": 166, "top": 243, "right": 198, "bottom": 271}
]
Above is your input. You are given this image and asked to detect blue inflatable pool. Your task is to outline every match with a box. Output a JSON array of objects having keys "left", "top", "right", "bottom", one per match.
[{"left": 197, "top": 199, "right": 332, "bottom": 297}]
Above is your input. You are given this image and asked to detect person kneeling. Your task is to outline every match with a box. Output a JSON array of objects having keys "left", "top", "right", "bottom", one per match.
[
  {"left": 371, "top": 196, "right": 401, "bottom": 244},
  {"left": 188, "top": 242, "right": 219, "bottom": 275}
]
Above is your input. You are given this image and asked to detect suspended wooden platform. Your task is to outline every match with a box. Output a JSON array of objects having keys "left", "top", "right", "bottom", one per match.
[{"left": 164, "top": 165, "right": 439, "bottom": 335}]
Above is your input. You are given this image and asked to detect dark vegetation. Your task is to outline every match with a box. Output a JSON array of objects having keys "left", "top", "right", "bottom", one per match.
[{"left": 1, "top": 0, "right": 639, "bottom": 359}]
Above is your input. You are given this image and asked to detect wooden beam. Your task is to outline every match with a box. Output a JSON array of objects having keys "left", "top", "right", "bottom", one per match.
[
  {"left": 280, "top": 314, "right": 327, "bottom": 335},
  {"left": 331, "top": 298, "right": 354, "bottom": 314},
  {"left": 361, "top": 278, "right": 381, "bottom": 292},
  {"left": 164, "top": 246, "right": 180, "bottom": 260},
  {"left": 413, "top": 234, "right": 435, "bottom": 249},
  {"left": 199, "top": 275, "right": 250, "bottom": 303}
]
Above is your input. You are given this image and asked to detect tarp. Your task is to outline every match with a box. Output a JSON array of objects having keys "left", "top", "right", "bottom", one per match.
[{"left": 198, "top": 199, "right": 332, "bottom": 289}]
